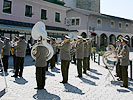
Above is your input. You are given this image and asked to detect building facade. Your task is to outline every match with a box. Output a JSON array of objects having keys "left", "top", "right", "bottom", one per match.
[
  {"left": 66, "top": 8, "right": 133, "bottom": 49},
  {"left": 0, "top": 0, "right": 133, "bottom": 49},
  {"left": 0, "top": 0, "right": 72, "bottom": 42}
]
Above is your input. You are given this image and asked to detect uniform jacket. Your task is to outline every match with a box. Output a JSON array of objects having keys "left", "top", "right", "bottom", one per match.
[
  {"left": 76, "top": 40, "right": 84, "bottom": 59},
  {"left": 88, "top": 41, "right": 92, "bottom": 56},
  {"left": 115, "top": 44, "right": 122, "bottom": 55},
  {"left": 2, "top": 41, "right": 11, "bottom": 56},
  {"left": 59, "top": 42, "right": 71, "bottom": 61},
  {"left": 119, "top": 44, "right": 130, "bottom": 66},
  {"left": 15, "top": 40, "right": 27, "bottom": 57},
  {"left": 0, "top": 40, "right": 4, "bottom": 52},
  {"left": 84, "top": 42, "right": 89, "bottom": 58},
  {"left": 35, "top": 46, "right": 48, "bottom": 67},
  {"left": 51, "top": 42, "right": 56, "bottom": 55}
]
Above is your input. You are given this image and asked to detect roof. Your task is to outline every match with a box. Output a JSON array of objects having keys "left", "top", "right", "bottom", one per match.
[{"left": 68, "top": 8, "right": 133, "bottom": 23}]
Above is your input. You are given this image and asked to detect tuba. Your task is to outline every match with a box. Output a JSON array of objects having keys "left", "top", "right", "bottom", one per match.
[
  {"left": 31, "top": 21, "right": 54, "bottom": 61},
  {"left": 102, "top": 45, "right": 118, "bottom": 69}
]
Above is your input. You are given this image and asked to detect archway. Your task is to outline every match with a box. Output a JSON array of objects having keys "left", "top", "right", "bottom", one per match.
[
  {"left": 109, "top": 34, "right": 116, "bottom": 46},
  {"left": 117, "top": 35, "right": 123, "bottom": 40},
  {"left": 90, "top": 32, "right": 97, "bottom": 47},
  {"left": 131, "top": 36, "right": 133, "bottom": 47},
  {"left": 100, "top": 33, "right": 108, "bottom": 50},
  {"left": 81, "top": 32, "right": 87, "bottom": 38},
  {"left": 125, "top": 35, "right": 130, "bottom": 47}
]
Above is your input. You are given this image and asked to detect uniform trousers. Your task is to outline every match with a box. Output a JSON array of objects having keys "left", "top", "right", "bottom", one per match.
[
  {"left": 83, "top": 57, "right": 88, "bottom": 73},
  {"left": 15, "top": 57, "right": 24, "bottom": 77},
  {"left": 61, "top": 60, "right": 70, "bottom": 82},
  {"left": 72, "top": 54, "right": 76, "bottom": 64},
  {"left": 50, "top": 55, "right": 56, "bottom": 69},
  {"left": 87, "top": 56, "right": 90, "bottom": 70},
  {"left": 13, "top": 55, "right": 16, "bottom": 70},
  {"left": 77, "top": 59, "right": 83, "bottom": 77},
  {"left": 36, "top": 67, "right": 46, "bottom": 89},
  {"left": 46, "top": 60, "right": 50, "bottom": 71},
  {"left": 121, "top": 66, "right": 128, "bottom": 87},
  {"left": 116, "top": 62, "right": 122, "bottom": 79},
  {"left": 2, "top": 55, "right": 9, "bottom": 72}
]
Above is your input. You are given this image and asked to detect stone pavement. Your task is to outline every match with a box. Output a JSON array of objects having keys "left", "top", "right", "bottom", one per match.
[{"left": 0, "top": 56, "right": 133, "bottom": 100}]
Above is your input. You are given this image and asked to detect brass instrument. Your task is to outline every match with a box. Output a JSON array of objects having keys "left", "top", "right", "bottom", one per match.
[
  {"left": 103, "top": 45, "right": 118, "bottom": 68},
  {"left": 31, "top": 21, "right": 54, "bottom": 61}
]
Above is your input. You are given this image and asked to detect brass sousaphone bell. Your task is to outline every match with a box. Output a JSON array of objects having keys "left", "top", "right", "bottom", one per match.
[
  {"left": 102, "top": 45, "right": 118, "bottom": 69},
  {"left": 31, "top": 21, "right": 54, "bottom": 61}
]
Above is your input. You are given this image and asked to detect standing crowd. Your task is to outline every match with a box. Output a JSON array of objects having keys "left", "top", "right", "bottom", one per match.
[
  {"left": 0, "top": 35, "right": 27, "bottom": 78},
  {"left": 0, "top": 34, "right": 130, "bottom": 90}
]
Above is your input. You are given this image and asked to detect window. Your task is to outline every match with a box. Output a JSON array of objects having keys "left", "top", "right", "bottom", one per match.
[
  {"left": 3, "top": 0, "right": 12, "bottom": 14},
  {"left": 25, "top": 5, "right": 32, "bottom": 17},
  {"left": 111, "top": 21, "right": 114, "bottom": 26},
  {"left": 125, "top": 23, "right": 129, "bottom": 28},
  {"left": 72, "top": 19, "right": 75, "bottom": 25},
  {"left": 119, "top": 22, "right": 122, "bottom": 28},
  {"left": 111, "top": 21, "right": 115, "bottom": 28},
  {"left": 76, "top": 18, "right": 80, "bottom": 25},
  {"left": 97, "top": 19, "right": 102, "bottom": 25},
  {"left": 55, "top": 12, "right": 61, "bottom": 22},
  {"left": 70, "top": 18, "right": 80, "bottom": 26},
  {"left": 41, "top": 9, "right": 47, "bottom": 20}
]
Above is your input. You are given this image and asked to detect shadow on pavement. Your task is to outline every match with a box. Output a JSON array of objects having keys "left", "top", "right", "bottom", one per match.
[
  {"left": 33, "top": 89, "right": 60, "bottom": 100},
  {"left": 51, "top": 67, "right": 60, "bottom": 73},
  {"left": 46, "top": 71, "right": 55, "bottom": 76},
  {"left": 0, "top": 89, "right": 6, "bottom": 98},
  {"left": 85, "top": 73, "right": 99, "bottom": 80},
  {"left": 79, "top": 77, "right": 97, "bottom": 86},
  {"left": 64, "top": 83, "right": 85, "bottom": 95},
  {"left": 13, "top": 77, "right": 28, "bottom": 85},
  {"left": 90, "top": 69, "right": 102, "bottom": 75},
  {"left": 117, "top": 89, "right": 130, "bottom": 93},
  {"left": 111, "top": 81, "right": 133, "bottom": 92},
  {"left": 0, "top": 72, "right": 9, "bottom": 76},
  {"left": 111, "top": 81, "right": 122, "bottom": 86}
]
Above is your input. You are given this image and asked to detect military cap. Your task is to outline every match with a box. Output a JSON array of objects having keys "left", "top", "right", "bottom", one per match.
[
  {"left": 121, "top": 37, "right": 128, "bottom": 42},
  {"left": 77, "top": 35, "right": 83, "bottom": 39},
  {"left": 5, "top": 37, "right": 10, "bottom": 40},
  {"left": 65, "top": 35, "right": 70, "bottom": 39}
]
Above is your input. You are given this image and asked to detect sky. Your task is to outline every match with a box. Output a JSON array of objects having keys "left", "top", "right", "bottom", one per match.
[{"left": 101, "top": 0, "right": 133, "bottom": 20}]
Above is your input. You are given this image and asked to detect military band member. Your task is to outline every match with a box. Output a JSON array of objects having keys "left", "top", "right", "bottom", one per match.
[
  {"left": 12, "top": 35, "right": 27, "bottom": 77},
  {"left": 1, "top": 37, "right": 11, "bottom": 72},
  {"left": 34, "top": 38, "right": 48, "bottom": 90},
  {"left": 83, "top": 39, "right": 89, "bottom": 74},
  {"left": 0, "top": 38, "right": 4, "bottom": 52},
  {"left": 59, "top": 35, "right": 71, "bottom": 84},
  {"left": 115, "top": 39, "right": 122, "bottom": 80},
  {"left": 118, "top": 37, "right": 129, "bottom": 88},
  {"left": 0, "top": 38, "right": 4, "bottom": 72},
  {"left": 75, "top": 36, "right": 84, "bottom": 77},
  {"left": 87, "top": 38, "right": 91, "bottom": 70},
  {"left": 0, "top": 38, "right": 4, "bottom": 58},
  {"left": 11, "top": 36, "right": 19, "bottom": 71},
  {"left": 50, "top": 38, "right": 57, "bottom": 69},
  {"left": 71, "top": 39, "right": 77, "bottom": 64}
]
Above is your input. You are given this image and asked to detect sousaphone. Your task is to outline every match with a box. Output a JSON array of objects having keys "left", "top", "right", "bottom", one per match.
[
  {"left": 31, "top": 21, "right": 54, "bottom": 61},
  {"left": 102, "top": 45, "right": 118, "bottom": 69}
]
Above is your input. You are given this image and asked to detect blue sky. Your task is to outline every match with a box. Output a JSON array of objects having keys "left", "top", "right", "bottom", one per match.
[{"left": 101, "top": 0, "right": 133, "bottom": 20}]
